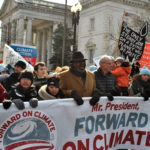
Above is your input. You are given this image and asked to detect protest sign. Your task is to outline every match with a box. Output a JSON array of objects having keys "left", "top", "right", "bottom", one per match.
[
  {"left": 3, "top": 44, "right": 34, "bottom": 71},
  {"left": 10, "top": 44, "right": 37, "bottom": 66},
  {"left": 139, "top": 42, "right": 150, "bottom": 69},
  {"left": 0, "top": 97, "right": 150, "bottom": 150},
  {"left": 118, "top": 21, "right": 148, "bottom": 62}
]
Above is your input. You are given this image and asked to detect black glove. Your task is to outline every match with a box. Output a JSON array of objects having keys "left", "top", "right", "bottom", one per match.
[
  {"left": 12, "top": 99, "right": 25, "bottom": 110},
  {"left": 29, "top": 98, "right": 38, "bottom": 108},
  {"left": 3, "top": 100, "right": 12, "bottom": 109},
  {"left": 106, "top": 93, "right": 114, "bottom": 101},
  {"left": 111, "top": 86, "right": 121, "bottom": 96},
  {"left": 141, "top": 92, "right": 149, "bottom": 101},
  {"left": 89, "top": 90, "right": 100, "bottom": 106},
  {"left": 71, "top": 90, "right": 84, "bottom": 105}
]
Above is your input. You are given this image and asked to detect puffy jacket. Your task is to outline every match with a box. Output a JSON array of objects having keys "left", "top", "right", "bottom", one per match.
[{"left": 111, "top": 66, "right": 131, "bottom": 87}]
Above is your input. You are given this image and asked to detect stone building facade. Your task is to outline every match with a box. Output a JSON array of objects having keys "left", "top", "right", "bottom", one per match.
[
  {"left": 78, "top": 0, "right": 150, "bottom": 66},
  {"left": 0, "top": 0, "right": 71, "bottom": 70},
  {"left": 1, "top": 0, "right": 150, "bottom": 69}
]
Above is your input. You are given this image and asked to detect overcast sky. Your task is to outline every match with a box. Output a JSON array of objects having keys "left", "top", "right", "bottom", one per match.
[{"left": 0, "top": 0, "right": 79, "bottom": 8}]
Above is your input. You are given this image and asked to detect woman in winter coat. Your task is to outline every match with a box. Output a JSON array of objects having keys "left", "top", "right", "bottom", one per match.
[
  {"left": 38, "top": 77, "right": 65, "bottom": 100},
  {"left": 129, "top": 66, "right": 150, "bottom": 101},
  {"left": 111, "top": 58, "right": 131, "bottom": 96}
]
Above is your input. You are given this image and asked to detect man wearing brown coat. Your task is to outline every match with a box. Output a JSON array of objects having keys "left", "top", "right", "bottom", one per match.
[{"left": 59, "top": 51, "right": 99, "bottom": 105}]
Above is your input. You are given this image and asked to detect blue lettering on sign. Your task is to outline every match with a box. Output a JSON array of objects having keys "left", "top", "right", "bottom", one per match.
[
  {"left": 10, "top": 44, "right": 37, "bottom": 57},
  {"left": 74, "top": 112, "right": 148, "bottom": 137}
]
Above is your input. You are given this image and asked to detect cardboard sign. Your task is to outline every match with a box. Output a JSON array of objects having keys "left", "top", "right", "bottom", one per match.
[{"left": 119, "top": 21, "right": 148, "bottom": 62}]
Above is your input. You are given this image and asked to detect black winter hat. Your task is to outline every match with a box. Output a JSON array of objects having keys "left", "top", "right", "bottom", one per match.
[
  {"left": 71, "top": 51, "right": 87, "bottom": 62},
  {"left": 19, "top": 71, "right": 33, "bottom": 83},
  {"left": 15, "top": 61, "right": 26, "bottom": 69},
  {"left": 47, "top": 77, "right": 59, "bottom": 88}
]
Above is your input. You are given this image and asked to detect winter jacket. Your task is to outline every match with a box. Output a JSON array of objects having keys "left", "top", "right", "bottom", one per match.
[
  {"left": 3, "top": 72, "right": 20, "bottom": 92},
  {"left": 0, "top": 84, "right": 6, "bottom": 103},
  {"left": 129, "top": 75, "right": 150, "bottom": 97},
  {"left": 111, "top": 66, "right": 131, "bottom": 87},
  {"left": 38, "top": 85, "right": 65, "bottom": 100},
  {"left": 59, "top": 69, "right": 96, "bottom": 97},
  {"left": 6, "top": 84, "right": 38, "bottom": 102},
  {"left": 94, "top": 68, "right": 118, "bottom": 95}
]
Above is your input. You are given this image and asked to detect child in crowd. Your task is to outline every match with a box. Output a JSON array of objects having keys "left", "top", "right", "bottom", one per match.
[
  {"left": 111, "top": 57, "right": 131, "bottom": 96},
  {"left": 38, "top": 77, "right": 65, "bottom": 100}
]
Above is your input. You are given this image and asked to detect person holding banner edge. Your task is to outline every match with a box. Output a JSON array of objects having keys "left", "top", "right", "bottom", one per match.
[
  {"left": 59, "top": 51, "right": 99, "bottom": 106},
  {"left": 3, "top": 70, "right": 38, "bottom": 110},
  {"left": 93, "top": 55, "right": 121, "bottom": 103}
]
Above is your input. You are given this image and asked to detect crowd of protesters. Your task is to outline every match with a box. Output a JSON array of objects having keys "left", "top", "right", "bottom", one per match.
[{"left": 0, "top": 51, "right": 150, "bottom": 111}]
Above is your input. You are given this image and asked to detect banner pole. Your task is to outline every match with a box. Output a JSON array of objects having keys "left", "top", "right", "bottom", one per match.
[{"left": 113, "top": 10, "right": 126, "bottom": 58}]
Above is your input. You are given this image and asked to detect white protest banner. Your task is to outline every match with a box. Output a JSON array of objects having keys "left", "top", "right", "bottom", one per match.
[
  {"left": 0, "top": 97, "right": 150, "bottom": 150},
  {"left": 3, "top": 44, "right": 34, "bottom": 71}
]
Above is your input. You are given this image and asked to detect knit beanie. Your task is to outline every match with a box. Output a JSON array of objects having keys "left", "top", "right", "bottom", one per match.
[
  {"left": 19, "top": 71, "right": 33, "bottom": 83},
  {"left": 0, "top": 64, "right": 7, "bottom": 73},
  {"left": 47, "top": 77, "right": 59, "bottom": 88},
  {"left": 139, "top": 66, "right": 150, "bottom": 76},
  {"left": 15, "top": 61, "right": 26, "bottom": 69},
  {"left": 115, "top": 57, "right": 124, "bottom": 64}
]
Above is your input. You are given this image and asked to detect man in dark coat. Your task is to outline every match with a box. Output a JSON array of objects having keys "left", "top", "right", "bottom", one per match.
[
  {"left": 3, "top": 60, "right": 26, "bottom": 92},
  {"left": 33, "top": 62, "right": 50, "bottom": 93},
  {"left": 93, "top": 55, "right": 120, "bottom": 102},
  {"left": 3, "top": 70, "right": 38, "bottom": 110}
]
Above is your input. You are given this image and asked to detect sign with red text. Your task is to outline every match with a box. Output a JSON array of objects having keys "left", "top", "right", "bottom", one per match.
[
  {"left": 139, "top": 42, "right": 150, "bottom": 69},
  {"left": 0, "top": 97, "right": 150, "bottom": 150}
]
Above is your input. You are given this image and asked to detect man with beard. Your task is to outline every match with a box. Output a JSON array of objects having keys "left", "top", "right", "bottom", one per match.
[{"left": 59, "top": 51, "right": 98, "bottom": 105}]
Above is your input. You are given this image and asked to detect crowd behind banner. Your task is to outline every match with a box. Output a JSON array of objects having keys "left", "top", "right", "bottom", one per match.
[{"left": 0, "top": 49, "right": 150, "bottom": 149}]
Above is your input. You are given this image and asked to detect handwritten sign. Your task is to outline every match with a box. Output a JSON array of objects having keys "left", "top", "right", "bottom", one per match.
[{"left": 119, "top": 21, "right": 148, "bottom": 62}]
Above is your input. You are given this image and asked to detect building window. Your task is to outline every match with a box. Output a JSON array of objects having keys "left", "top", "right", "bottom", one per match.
[
  {"left": 89, "top": 49, "right": 94, "bottom": 64},
  {"left": 90, "top": 18, "right": 95, "bottom": 30}
]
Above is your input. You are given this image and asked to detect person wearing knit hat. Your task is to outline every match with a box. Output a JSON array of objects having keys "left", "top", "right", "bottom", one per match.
[
  {"left": 129, "top": 66, "right": 150, "bottom": 101},
  {"left": 3, "top": 70, "right": 38, "bottom": 110},
  {"left": 139, "top": 66, "right": 150, "bottom": 76},
  {"left": 38, "top": 77, "right": 65, "bottom": 100},
  {"left": 115, "top": 57, "right": 124, "bottom": 67},
  {"left": 3, "top": 61, "right": 27, "bottom": 92},
  {"left": 15, "top": 60, "right": 26, "bottom": 70}
]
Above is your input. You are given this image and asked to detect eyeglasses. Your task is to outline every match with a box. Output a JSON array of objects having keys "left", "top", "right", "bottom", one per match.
[{"left": 103, "top": 62, "right": 112, "bottom": 65}]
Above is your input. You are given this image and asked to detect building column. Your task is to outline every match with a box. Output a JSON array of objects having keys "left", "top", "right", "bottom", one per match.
[
  {"left": 47, "top": 26, "right": 53, "bottom": 71},
  {"left": 41, "top": 28, "right": 47, "bottom": 62},
  {"left": 1, "top": 25, "right": 7, "bottom": 48},
  {"left": 36, "top": 31, "right": 42, "bottom": 62},
  {"left": 11, "top": 21, "right": 16, "bottom": 44},
  {"left": 26, "top": 17, "right": 32, "bottom": 45},
  {"left": 17, "top": 17, "right": 24, "bottom": 44}
]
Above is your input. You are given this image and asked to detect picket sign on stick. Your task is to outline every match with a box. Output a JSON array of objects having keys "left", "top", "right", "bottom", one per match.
[{"left": 3, "top": 44, "right": 34, "bottom": 71}]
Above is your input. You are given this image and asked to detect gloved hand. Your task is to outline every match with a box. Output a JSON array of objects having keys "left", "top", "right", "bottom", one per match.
[
  {"left": 89, "top": 90, "right": 100, "bottom": 106},
  {"left": 12, "top": 99, "right": 25, "bottom": 110},
  {"left": 141, "top": 92, "right": 149, "bottom": 101},
  {"left": 29, "top": 98, "right": 38, "bottom": 108},
  {"left": 71, "top": 90, "right": 84, "bottom": 105},
  {"left": 3, "top": 100, "right": 12, "bottom": 109},
  {"left": 106, "top": 93, "right": 114, "bottom": 101},
  {"left": 111, "top": 86, "right": 121, "bottom": 96}
]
